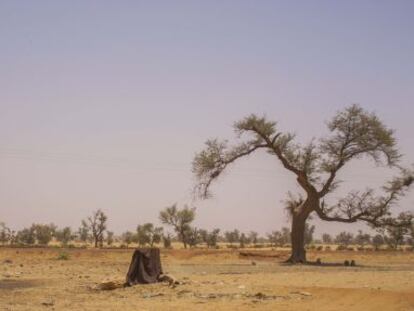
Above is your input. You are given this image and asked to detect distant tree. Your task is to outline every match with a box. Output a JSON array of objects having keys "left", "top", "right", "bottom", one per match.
[
  {"left": 16, "top": 227, "right": 35, "bottom": 245},
  {"left": 198, "top": 229, "right": 208, "bottom": 244},
  {"left": 32, "top": 223, "right": 56, "bottom": 245},
  {"left": 85, "top": 210, "right": 108, "bottom": 248},
  {"left": 384, "top": 228, "right": 405, "bottom": 249},
  {"left": 193, "top": 105, "right": 414, "bottom": 263},
  {"left": 205, "top": 229, "right": 220, "bottom": 248},
  {"left": 267, "top": 228, "right": 291, "bottom": 247},
  {"left": 354, "top": 230, "right": 371, "bottom": 248},
  {"left": 78, "top": 220, "right": 90, "bottom": 244},
  {"left": 106, "top": 231, "right": 114, "bottom": 246},
  {"left": 224, "top": 229, "right": 240, "bottom": 246},
  {"left": 9, "top": 230, "right": 17, "bottom": 245},
  {"left": 159, "top": 204, "right": 195, "bottom": 249},
  {"left": 55, "top": 227, "right": 73, "bottom": 246},
  {"left": 162, "top": 233, "right": 172, "bottom": 248},
  {"left": 136, "top": 223, "right": 163, "bottom": 247},
  {"left": 372, "top": 234, "right": 384, "bottom": 250},
  {"left": 122, "top": 231, "right": 134, "bottom": 248},
  {"left": 248, "top": 231, "right": 259, "bottom": 246},
  {"left": 322, "top": 233, "right": 333, "bottom": 244},
  {"left": 267, "top": 231, "right": 282, "bottom": 247},
  {"left": 0, "top": 222, "right": 11, "bottom": 245},
  {"left": 186, "top": 227, "right": 202, "bottom": 248},
  {"left": 239, "top": 233, "right": 249, "bottom": 248},
  {"left": 382, "top": 212, "right": 412, "bottom": 249},
  {"left": 281, "top": 227, "right": 291, "bottom": 245},
  {"left": 304, "top": 224, "right": 315, "bottom": 245},
  {"left": 335, "top": 232, "right": 354, "bottom": 247}
]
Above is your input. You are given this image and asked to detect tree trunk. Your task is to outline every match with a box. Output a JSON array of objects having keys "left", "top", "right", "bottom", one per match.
[
  {"left": 180, "top": 230, "right": 188, "bottom": 249},
  {"left": 287, "top": 214, "right": 307, "bottom": 263}
]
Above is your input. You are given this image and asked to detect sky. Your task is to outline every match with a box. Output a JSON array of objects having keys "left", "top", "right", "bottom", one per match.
[{"left": 1, "top": 0, "right": 413, "bottom": 237}]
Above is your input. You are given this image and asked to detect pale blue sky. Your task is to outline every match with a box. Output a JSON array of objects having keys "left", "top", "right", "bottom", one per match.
[{"left": 1, "top": 1, "right": 413, "bottom": 236}]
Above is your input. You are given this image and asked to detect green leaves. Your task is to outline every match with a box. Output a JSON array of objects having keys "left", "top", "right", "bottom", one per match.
[
  {"left": 234, "top": 114, "right": 277, "bottom": 138},
  {"left": 321, "top": 104, "right": 400, "bottom": 168}
]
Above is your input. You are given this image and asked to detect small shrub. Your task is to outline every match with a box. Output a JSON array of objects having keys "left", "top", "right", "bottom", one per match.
[
  {"left": 316, "top": 246, "right": 323, "bottom": 251},
  {"left": 57, "top": 252, "right": 69, "bottom": 260}
]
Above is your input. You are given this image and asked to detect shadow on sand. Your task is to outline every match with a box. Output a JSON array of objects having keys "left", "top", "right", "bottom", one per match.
[{"left": 0, "top": 279, "right": 39, "bottom": 290}]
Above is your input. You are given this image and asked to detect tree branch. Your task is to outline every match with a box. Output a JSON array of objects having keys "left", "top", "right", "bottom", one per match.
[
  {"left": 193, "top": 141, "right": 268, "bottom": 198},
  {"left": 315, "top": 174, "right": 413, "bottom": 227}
]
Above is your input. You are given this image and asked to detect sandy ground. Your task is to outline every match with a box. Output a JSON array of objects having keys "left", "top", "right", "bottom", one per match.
[{"left": 0, "top": 247, "right": 413, "bottom": 311}]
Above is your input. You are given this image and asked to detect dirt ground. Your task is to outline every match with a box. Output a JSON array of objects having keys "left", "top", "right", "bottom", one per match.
[{"left": 0, "top": 247, "right": 413, "bottom": 311}]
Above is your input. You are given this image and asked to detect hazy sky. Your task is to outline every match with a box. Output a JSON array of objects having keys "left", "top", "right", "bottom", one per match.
[{"left": 1, "top": 1, "right": 413, "bottom": 237}]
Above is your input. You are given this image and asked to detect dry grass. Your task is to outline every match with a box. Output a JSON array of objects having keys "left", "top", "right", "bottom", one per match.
[{"left": 1, "top": 247, "right": 413, "bottom": 310}]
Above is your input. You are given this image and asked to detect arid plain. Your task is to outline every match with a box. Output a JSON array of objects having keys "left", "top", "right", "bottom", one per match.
[{"left": 1, "top": 247, "right": 413, "bottom": 311}]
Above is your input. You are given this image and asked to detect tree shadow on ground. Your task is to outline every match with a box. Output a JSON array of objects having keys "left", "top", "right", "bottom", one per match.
[
  {"left": 280, "top": 260, "right": 360, "bottom": 267},
  {"left": 0, "top": 279, "right": 39, "bottom": 290}
]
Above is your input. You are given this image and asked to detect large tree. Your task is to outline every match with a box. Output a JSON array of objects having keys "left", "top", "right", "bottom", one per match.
[{"left": 192, "top": 105, "right": 413, "bottom": 263}]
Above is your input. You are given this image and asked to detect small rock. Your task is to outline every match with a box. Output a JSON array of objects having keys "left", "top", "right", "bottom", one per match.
[
  {"left": 299, "top": 291, "right": 312, "bottom": 297},
  {"left": 41, "top": 299, "right": 54, "bottom": 307},
  {"left": 177, "top": 289, "right": 192, "bottom": 296},
  {"left": 143, "top": 293, "right": 164, "bottom": 299},
  {"left": 251, "top": 261, "right": 257, "bottom": 266},
  {"left": 344, "top": 260, "right": 350, "bottom": 266},
  {"left": 3, "top": 259, "right": 13, "bottom": 264},
  {"left": 350, "top": 260, "right": 356, "bottom": 266},
  {"left": 291, "top": 291, "right": 312, "bottom": 297},
  {"left": 316, "top": 258, "right": 322, "bottom": 265},
  {"left": 158, "top": 273, "right": 179, "bottom": 285},
  {"left": 96, "top": 280, "right": 125, "bottom": 291},
  {"left": 253, "top": 292, "right": 266, "bottom": 299}
]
